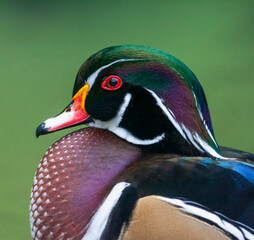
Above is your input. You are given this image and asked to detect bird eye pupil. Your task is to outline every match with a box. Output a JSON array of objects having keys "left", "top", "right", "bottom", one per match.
[
  {"left": 108, "top": 78, "right": 118, "bottom": 87},
  {"left": 101, "top": 75, "right": 122, "bottom": 90}
]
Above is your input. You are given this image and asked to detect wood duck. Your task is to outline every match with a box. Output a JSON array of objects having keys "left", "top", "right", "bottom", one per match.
[{"left": 31, "top": 45, "right": 254, "bottom": 240}]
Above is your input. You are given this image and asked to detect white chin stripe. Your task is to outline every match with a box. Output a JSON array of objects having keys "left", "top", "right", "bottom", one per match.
[
  {"left": 90, "top": 93, "right": 165, "bottom": 145},
  {"left": 110, "top": 127, "right": 165, "bottom": 145},
  {"left": 91, "top": 122, "right": 165, "bottom": 145},
  {"left": 156, "top": 196, "right": 254, "bottom": 240},
  {"left": 87, "top": 59, "right": 145, "bottom": 89},
  {"left": 82, "top": 182, "right": 130, "bottom": 240}
]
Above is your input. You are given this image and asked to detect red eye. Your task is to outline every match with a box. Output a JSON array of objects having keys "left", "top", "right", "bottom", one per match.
[{"left": 101, "top": 76, "right": 123, "bottom": 91}]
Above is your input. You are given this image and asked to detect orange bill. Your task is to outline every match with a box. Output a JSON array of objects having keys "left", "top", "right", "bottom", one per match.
[{"left": 36, "top": 84, "right": 91, "bottom": 137}]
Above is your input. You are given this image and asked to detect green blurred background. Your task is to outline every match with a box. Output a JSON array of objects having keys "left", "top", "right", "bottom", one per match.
[{"left": 0, "top": 0, "right": 254, "bottom": 239}]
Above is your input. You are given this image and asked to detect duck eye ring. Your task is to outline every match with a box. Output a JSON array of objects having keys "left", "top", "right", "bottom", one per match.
[{"left": 101, "top": 76, "right": 123, "bottom": 90}]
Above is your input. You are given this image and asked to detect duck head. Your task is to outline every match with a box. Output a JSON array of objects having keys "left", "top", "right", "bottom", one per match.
[{"left": 36, "top": 45, "right": 223, "bottom": 158}]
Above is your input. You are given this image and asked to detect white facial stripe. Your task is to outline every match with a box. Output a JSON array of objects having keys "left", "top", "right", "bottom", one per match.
[
  {"left": 145, "top": 88, "right": 188, "bottom": 141},
  {"left": 82, "top": 182, "right": 130, "bottom": 240},
  {"left": 90, "top": 93, "right": 165, "bottom": 145},
  {"left": 87, "top": 58, "right": 145, "bottom": 89},
  {"left": 156, "top": 196, "right": 254, "bottom": 240},
  {"left": 193, "top": 133, "right": 229, "bottom": 159},
  {"left": 193, "top": 93, "right": 218, "bottom": 147},
  {"left": 145, "top": 88, "right": 229, "bottom": 159},
  {"left": 90, "top": 93, "right": 132, "bottom": 130},
  {"left": 181, "top": 125, "right": 204, "bottom": 153},
  {"left": 111, "top": 127, "right": 165, "bottom": 145}
]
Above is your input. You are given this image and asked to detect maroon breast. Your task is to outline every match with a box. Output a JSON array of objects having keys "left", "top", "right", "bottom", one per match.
[{"left": 30, "top": 127, "right": 141, "bottom": 240}]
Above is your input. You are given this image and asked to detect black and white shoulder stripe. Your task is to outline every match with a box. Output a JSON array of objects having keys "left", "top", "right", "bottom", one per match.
[
  {"left": 82, "top": 182, "right": 254, "bottom": 240},
  {"left": 157, "top": 196, "right": 254, "bottom": 240},
  {"left": 82, "top": 182, "right": 138, "bottom": 240}
]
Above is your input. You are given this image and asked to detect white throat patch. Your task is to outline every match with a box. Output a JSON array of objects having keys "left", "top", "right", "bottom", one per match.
[{"left": 90, "top": 93, "right": 165, "bottom": 145}]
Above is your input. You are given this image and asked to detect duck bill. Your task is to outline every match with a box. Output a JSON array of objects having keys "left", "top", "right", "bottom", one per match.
[{"left": 36, "top": 84, "right": 91, "bottom": 137}]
